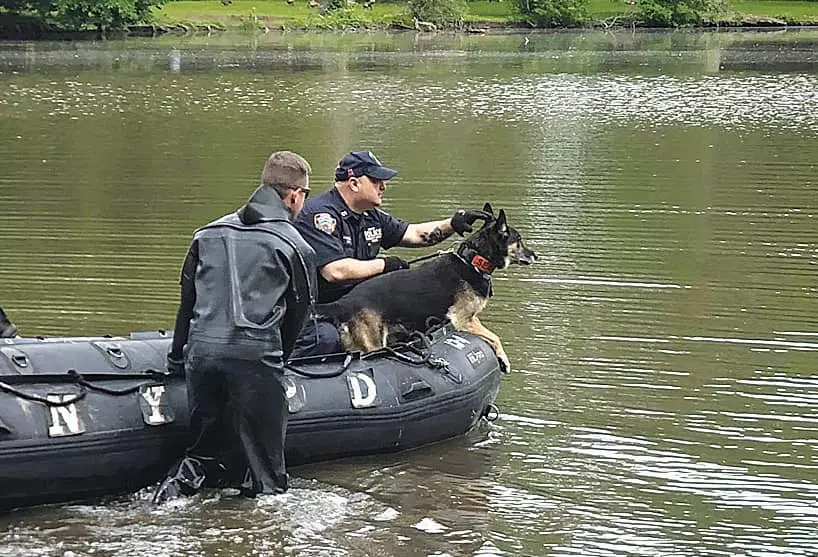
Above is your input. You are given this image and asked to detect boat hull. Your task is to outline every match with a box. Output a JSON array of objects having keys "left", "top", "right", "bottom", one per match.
[{"left": 0, "top": 325, "right": 501, "bottom": 510}]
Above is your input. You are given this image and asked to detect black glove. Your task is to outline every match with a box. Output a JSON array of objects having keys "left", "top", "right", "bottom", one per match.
[
  {"left": 451, "top": 209, "right": 492, "bottom": 236},
  {"left": 382, "top": 256, "right": 410, "bottom": 274},
  {"left": 166, "top": 354, "right": 185, "bottom": 375}
]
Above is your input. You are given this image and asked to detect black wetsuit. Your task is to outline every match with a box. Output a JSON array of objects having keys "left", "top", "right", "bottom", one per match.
[{"left": 157, "top": 185, "right": 316, "bottom": 500}]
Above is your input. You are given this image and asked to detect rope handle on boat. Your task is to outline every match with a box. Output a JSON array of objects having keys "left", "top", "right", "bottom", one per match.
[
  {"left": 360, "top": 326, "right": 463, "bottom": 383},
  {"left": 0, "top": 379, "right": 87, "bottom": 406},
  {"left": 286, "top": 352, "right": 357, "bottom": 378},
  {"left": 0, "top": 368, "right": 170, "bottom": 406},
  {"left": 66, "top": 369, "right": 168, "bottom": 396},
  {"left": 286, "top": 320, "right": 463, "bottom": 381},
  {"left": 362, "top": 329, "right": 435, "bottom": 366}
]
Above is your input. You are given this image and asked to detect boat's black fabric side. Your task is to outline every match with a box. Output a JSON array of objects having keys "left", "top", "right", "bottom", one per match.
[
  {"left": 0, "top": 333, "right": 187, "bottom": 511},
  {"left": 284, "top": 330, "right": 501, "bottom": 465},
  {"left": 0, "top": 326, "right": 501, "bottom": 511}
]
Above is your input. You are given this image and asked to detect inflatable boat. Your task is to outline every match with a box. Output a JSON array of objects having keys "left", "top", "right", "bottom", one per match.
[{"left": 0, "top": 323, "right": 501, "bottom": 511}]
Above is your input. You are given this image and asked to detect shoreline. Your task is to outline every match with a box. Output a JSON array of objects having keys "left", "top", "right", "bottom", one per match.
[{"left": 2, "top": 13, "right": 818, "bottom": 40}]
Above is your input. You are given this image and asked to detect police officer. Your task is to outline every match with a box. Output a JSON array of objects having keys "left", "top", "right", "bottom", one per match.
[
  {"left": 154, "top": 150, "right": 316, "bottom": 503},
  {"left": 290, "top": 150, "right": 489, "bottom": 357}
]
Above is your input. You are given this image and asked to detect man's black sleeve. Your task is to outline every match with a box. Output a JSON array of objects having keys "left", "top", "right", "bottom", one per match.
[{"left": 168, "top": 240, "right": 199, "bottom": 361}]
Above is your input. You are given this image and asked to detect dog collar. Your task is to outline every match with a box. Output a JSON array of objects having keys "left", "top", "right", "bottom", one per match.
[
  {"left": 470, "top": 254, "right": 495, "bottom": 274},
  {"left": 454, "top": 246, "right": 490, "bottom": 298},
  {"left": 456, "top": 245, "right": 497, "bottom": 275}
]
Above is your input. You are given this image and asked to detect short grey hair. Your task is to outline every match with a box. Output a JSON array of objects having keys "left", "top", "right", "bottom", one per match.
[{"left": 260, "top": 151, "right": 312, "bottom": 197}]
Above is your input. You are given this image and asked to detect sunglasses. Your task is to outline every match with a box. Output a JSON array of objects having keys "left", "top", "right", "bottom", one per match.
[{"left": 263, "top": 182, "right": 311, "bottom": 198}]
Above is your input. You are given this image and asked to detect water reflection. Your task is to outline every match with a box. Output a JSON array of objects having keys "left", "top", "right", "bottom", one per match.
[{"left": 1, "top": 30, "right": 818, "bottom": 557}]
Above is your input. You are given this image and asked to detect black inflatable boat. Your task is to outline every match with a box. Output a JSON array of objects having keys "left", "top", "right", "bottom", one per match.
[{"left": 0, "top": 323, "right": 501, "bottom": 511}]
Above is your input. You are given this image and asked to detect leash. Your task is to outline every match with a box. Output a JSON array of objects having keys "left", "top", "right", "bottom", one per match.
[{"left": 406, "top": 240, "right": 460, "bottom": 266}]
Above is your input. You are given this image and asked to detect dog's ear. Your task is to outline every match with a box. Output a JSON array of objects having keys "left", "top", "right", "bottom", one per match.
[
  {"left": 482, "top": 202, "right": 494, "bottom": 216},
  {"left": 493, "top": 209, "right": 507, "bottom": 234}
]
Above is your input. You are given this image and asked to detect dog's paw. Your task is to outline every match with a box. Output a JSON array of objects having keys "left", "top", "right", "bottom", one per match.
[{"left": 498, "top": 352, "right": 511, "bottom": 374}]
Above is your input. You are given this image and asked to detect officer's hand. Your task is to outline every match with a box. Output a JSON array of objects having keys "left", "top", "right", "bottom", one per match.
[
  {"left": 166, "top": 354, "right": 185, "bottom": 375},
  {"left": 383, "top": 256, "right": 410, "bottom": 274},
  {"left": 451, "top": 209, "right": 493, "bottom": 236}
]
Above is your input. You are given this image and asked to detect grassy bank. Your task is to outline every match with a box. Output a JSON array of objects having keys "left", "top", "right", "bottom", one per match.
[{"left": 151, "top": 0, "right": 818, "bottom": 29}]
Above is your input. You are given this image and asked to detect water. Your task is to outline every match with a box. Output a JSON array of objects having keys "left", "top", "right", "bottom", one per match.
[{"left": 1, "top": 29, "right": 817, "bottom": 556}]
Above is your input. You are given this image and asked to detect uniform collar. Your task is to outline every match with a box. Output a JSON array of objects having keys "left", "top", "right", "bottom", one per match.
[
  {"left": 238, "top": 184, "right": 292, "bottom": 224},
  {"left": 329, "top": 187, "right": 358, "bottom": 221}
]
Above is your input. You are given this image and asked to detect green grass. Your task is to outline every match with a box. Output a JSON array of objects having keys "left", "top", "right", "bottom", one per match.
[
  {"left": 151, "top": 0, "right": 818, "bottom": 28},
  {"left": 465, "top": 0, "right": 521, "bottom": 21},
  {"left": 153, "top": 0, "right": 402, "bottom": 27},
  {"left": 728, "top": 0, "right": 818, "bottom": 20}
]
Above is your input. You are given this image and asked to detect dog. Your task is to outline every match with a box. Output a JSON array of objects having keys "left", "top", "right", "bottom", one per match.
[{"left": 316, "top": 203, "right": 536, "bottom": 372}]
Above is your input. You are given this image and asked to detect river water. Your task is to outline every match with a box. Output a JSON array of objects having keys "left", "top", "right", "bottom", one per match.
[{"left": 1, "top": 29, "right": 817, "bottom": 556}]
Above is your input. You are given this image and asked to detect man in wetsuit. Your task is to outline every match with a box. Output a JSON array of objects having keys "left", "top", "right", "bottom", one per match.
[
  {"left": 290, "top": 150, "right": 489, "bottom": 357},
  {"left": 154, "top": 150, "right": 317, "bottom": 503}
]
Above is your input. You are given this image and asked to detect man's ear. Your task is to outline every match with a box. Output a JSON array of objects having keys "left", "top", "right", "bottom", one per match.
[{"left": 285, "top": 188, "right": 298, "bottom": 208}]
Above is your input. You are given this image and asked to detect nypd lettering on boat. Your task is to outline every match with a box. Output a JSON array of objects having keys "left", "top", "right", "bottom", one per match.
[
  {"left": 443, "top": 335, "right": 470, "bottom": 350},
  {"left": 466, "top": 348, "right": 486, "bottom": 367},
  {"left": 284, "top": 376, "right": 307, "bottom": 413},
  {"left": 138, "top": 384, "right": 174, "bottom": 426},
  {"left": 46, "top": 395, "right": 85, "bottom": 437},
  {"left": 347, "top": 372, "right": 377, "bottom": 408}
]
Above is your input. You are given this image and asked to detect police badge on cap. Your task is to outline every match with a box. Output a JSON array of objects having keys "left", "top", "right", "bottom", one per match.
[{"left": 335, "top": 151, "right": 398, "bottom": 182}]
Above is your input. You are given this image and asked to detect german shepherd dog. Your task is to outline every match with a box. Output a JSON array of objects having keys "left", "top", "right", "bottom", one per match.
[{"left": 316, "top": 204, "right": 536, "bottom": 372}]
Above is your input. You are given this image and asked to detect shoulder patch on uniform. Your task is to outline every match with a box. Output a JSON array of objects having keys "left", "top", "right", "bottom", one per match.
[{"left": 314, "top": 213, "right": 337, "bottom": 235}]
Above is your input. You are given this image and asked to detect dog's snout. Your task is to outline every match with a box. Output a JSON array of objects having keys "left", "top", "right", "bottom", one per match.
[
  {"left": 517, "top": 248, "right": 537, "bottom": 265},
  {"left": 515, "top": 244, "right": 536, "bottom": 265}
]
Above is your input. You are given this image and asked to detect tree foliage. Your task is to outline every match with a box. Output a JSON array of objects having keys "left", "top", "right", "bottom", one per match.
[
  {"left": 408, "top": 0, "right": 467, "bottom": 26},
  {"left": 636, "top": 0, "right": 725, "bottom": 25},
  {"left": 0, "top": 0, "right": 164, "bottom": 31},
  {"left": 516, "top": 0, "right": 588, "bottom": 27}
]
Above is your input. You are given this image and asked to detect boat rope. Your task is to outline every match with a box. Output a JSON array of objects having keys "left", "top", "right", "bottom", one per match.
[
  {"left": 66, "top": 369, "right": 168, "bottom": 396},
  {"left": 0, "top": 379, "right": 87, "bottom": 406},
  {"left": 359, "top": 323, "right": 463, "bottom": 383},
  {"left": 285, "top": 351, "right": 357, "bottom": 379},
  {"left": 0, "top": 369, "right": 169, "bottom": 407},
  {"left": 286, "top": 319, "right": 467, "bottom": 383}
]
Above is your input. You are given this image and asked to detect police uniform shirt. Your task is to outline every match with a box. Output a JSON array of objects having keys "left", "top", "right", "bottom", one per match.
[{"left": 293, "top": 187, "right": 409, "bottom": 303}]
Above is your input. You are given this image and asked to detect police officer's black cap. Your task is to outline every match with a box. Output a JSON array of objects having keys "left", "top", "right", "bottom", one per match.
[{"left": 335, "top": 151, "right": 398, "bottom": 182}]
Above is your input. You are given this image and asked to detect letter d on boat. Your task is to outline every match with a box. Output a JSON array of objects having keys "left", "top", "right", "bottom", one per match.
[{"left": 347, "top": 372, "right": 377, "bottom": 408}]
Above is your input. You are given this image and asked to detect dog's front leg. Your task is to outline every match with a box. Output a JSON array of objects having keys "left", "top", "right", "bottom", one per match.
[{"left": 465, "top": 316, "right": 511, "bottom": 373}]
